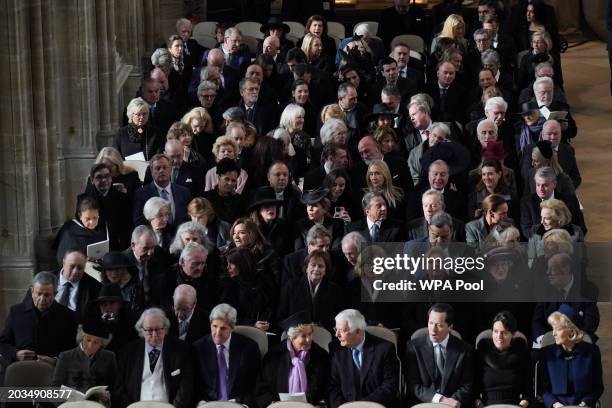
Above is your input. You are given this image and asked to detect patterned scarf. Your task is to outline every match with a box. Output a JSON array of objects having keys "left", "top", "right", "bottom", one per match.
[
  {"left": 287, "top": 339, "right": 309, "bottom": 393},
  {"left": 519, "top": 118, "right": 545, "bottom": 154}
]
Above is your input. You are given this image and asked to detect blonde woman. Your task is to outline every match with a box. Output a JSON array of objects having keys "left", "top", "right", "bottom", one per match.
[
  {"left": 537, "top": 310, "right": 603, "bottom": 408},
  {"left": 431, "top": 14, "right": 467, "bottom": 55},
  {"left": 113, "top": 97, "right": 160, "bottom": 160},
  {"left": 364, "top": 160, "right": 405, "bottom": 221},
  {"left": 320, "top": 103, "right": 346, "bottom": 124},
  {"left": 204, "top": 135, "right": 249, "bottom": 193},
  {"left": 301, "top": 33, "right": 331, "bottom": 72},
  {"left": 181, "top": 107, "right": 214, "bottom": 158},
  {"left": 525, "top": 141, "right": 575, "bottom": 195},
  {"left": 90, "top": 146, "right": 141, "bottom": 197}
]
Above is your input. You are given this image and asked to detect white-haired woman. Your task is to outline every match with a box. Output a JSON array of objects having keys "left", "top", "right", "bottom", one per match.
[
  {"left": 280, "top": 102, "right": 313, "bottom": 178},
  {"left": 255, "top": 314, "right": 330, "bottom": 408},
  {"left": 113, "top": 97, "right": 161, "bottom": 160},
  {"left": 143, "top": 197, "right": 175, "bottom": 249},
  {"left": 53, "top": 320, "right": 118, "bottom": 405},
  {"left": 536, "top": 310, "right": 603, "bottom": 408},
  {"left": 204, "top": 135, "right": 249, "bottom": 193}
]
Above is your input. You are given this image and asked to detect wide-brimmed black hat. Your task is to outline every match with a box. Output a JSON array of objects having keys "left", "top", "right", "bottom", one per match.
[
  {"left": 301, "top": 187, "right": 329, "bottom": 205},
  {"left": 247, "top": 186, "right": 283, "bottom": 213},
  {"left": 517, "top": 100, "right": 540, "bottom": 115},
  {"left": 96, "top": 251, "right": 132, "bottom": 271},
  {"left": 94, "top": 284, "right": 124, "bottom": 304},
  {"left": 363, "top": 104, "right": 400, "bottom": 123},
  {"left": 279, "top": 310, "right": 313, "bottom": 332},
  {"left": 420, "top": 141, "right": 471, "bottom": 178},
  {"left": 260, "top": 17, "right": 291, "bottom": 35},
  {"left": 82, "top": 317, "right": 111, "bottom": 339}
]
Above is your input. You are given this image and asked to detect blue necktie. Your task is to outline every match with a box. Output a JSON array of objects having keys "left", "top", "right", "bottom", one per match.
[
  {"left": 160, "top": 189, "right": 174, "bottom": 224},
  {"left": 352, "top": 348, "right": 361, "bottom": 370},
  {"left": 371, "top": 224, "right": 379, "bottom": 242}
]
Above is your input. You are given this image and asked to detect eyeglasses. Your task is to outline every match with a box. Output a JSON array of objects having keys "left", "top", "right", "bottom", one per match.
[
  {"left": 134, "top": 112, "right": 149, "bottom": 117},
  {"left": 93, "top": 174, "right": 112, "bottom": 180},
  {"left": 334, "top": 327, "right": 351, "bottom": 334},
  {"left": 143, "top": 327, "right": 165, "bottom": 334}
]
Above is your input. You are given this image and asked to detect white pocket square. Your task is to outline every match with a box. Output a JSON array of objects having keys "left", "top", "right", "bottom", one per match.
[
  {"left": 186, "top": 178, "right": 193, "bottom": 183},
  {"left": 171, "top": 369, "right": 181, "bottom": 376}
]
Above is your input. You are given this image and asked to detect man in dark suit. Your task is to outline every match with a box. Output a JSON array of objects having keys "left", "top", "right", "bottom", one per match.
[
  {"left": 167, "top": 284, "right": 210, "bottom": 345},
  {"left": 200, "top": 27, "right": 250, "bottom": 74},
  {"left": 377, "top": 0, "right": 428, "bottom": 51},
  {"left": 374, "top": 57, "right": 418, "bottom": 104},
  {"left": 118, "top": 308, "right": 195, "bottom": 408},
  {"left": 0, "top": 272, "right": 77, "bottom": 363},
  {"left": 176, "top": 18, "right": 206, "bottom": 72},
  {"left": 133, "top": 154, "right": 192, "bottom": 227},
  {"left": 329, "top": 309, "right": 399, "bottom": 408},
  {"left": 337, "top": 83, "right": 369, "bottom": 143},
  {"left": 426, "top": 62, "right": 466, "bottom": 124},
  {"left": 347, "top": 192, "right": 404, "bottom": 243},
  {"left": 391, "top": 43, "right": 425, "bottom": 89},
  {"left": 303, "top": 143, "right": 349, "bottom": 191},
  {"left": 143, "top": 140, "right": 204, "bottom": 198},
  {"left": 193, "top": 303, "right": 261, "bottom": 406},
  {"left": 267, "top": 161, "right": 305, "bottom": 222},
  {"left": 125, "top": 78, "right": 180, "bottom": 136},
  {"left": 482, "top": 14, "right": 517, "bottom": 72},
  {"left": 189, "top": 48, "right": 241, "bottom": 105},
  {"left": 519, "top": 166, "right": 585, "bottom": 237},
  {"left": 351, "top": 136, "right": 414, "bottom": 193},
  {"left": 406, "top": 189, "right": 466, "bottom": 241},
  {"left": 85, "top": 163, "right": 133, "bottom": 250},
  {"left": 405, "top": 303, "right": 473, "bottom": 406},
  {"left": 51, "top": 249, "right": 101, "bottom": 323},
  {"left": 239, "top": 77, "right": 278, "bottom": 136}
]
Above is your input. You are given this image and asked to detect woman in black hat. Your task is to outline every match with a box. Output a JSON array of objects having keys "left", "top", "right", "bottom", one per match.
[
  {"left": 255, "top": 311, "right": 330, "bottom": 408},
  {"left": 515, "top": 99, "right": 545, "bottom": 157},
  {"left": 52, "top": 318, "right": 119, "bottom": 406},
  {"left": 294, "top": 187, "right": 345, "bottom": 251},
  {"left": 258, "top": 17, "right": 295, "bottom": 60},
  {"left": 97, "top": 252, "right": 144, "bottom": 320},
  {"left": 248, "top": 186, "right": 292, "bottom": 257}
]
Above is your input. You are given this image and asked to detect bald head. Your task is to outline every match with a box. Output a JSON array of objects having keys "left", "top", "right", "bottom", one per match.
[
  {"left": 150, "top": 67, "right": 169, "bottom": 94},
  {"left": 173, "top": 284, "right": 197, "bottom": 319},
  {"left": 358, "top": 136, "right": 383, "bottom": 163},
  {"left": 207, "top": 48, "right": 225, "bottom": 68},
  {"left": 263, "top": 35, "right": 280, "bottom": 57},
  {"left": 164, "top": 139, "right": 184, "bottom": 167},
  {"left": 541, "top": 120, "right": 562, "bottom": 148}
]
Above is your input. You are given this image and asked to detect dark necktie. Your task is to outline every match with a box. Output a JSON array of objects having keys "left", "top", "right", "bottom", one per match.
[
  {"left": 149, "top": 348, "right": 160, "bottom": 373},
  {"left": 217, "top": 344, "right": 228, "bottom": 400},
  {"left": 160, "top": 189, "right": 174, "bottom": 224},
  {"left": 59, "top": 281, "right": 72, "bottom": 307},
  {"left": 440, "top": 88, "right": 448, "bottom": 111},
  {"left": 246, "top": 107, "right": 254, "bottom": 123},
  {"left": 352, "top": 348, "right": 361, "bottom": 370},
  {"left": 371, "top": 224, "right": 379, "bottom": 242}
]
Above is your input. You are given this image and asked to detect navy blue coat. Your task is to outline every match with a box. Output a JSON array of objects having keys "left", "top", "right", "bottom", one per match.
[{"left": 133, "top": 182, "right": 192, "bottom": 227}]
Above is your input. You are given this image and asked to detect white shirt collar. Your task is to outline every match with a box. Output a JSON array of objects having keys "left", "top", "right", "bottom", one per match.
[{"left": 430, "top": 333, "right": 450, "bottom": 348}]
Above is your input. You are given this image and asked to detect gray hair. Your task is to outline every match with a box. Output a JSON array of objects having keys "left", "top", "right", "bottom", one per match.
[
  {"left": 143, "top": 197, "right": 170, "bottom": 221},
  {"left": 279, "top": 104, "right": 305, "bottom": 130},
  {"left": 335, "top": 309, "right": 366, "bottom": 332},
  {"left": 169, "top": 221, "right": 211, "bottom": 255},
  {"left": 353, "top": 23, "right": 370, "bottom": 36},
  {"left": 209, "top": 303, "right": 237, "bottom": 328},
  {"left": 224, "top": 27, "right": 241, "bottom": 39},
  {"left": 176, "top": 17, "right": 191, "bottom": 31},
  {"left": 473, "top": 28, "right": 492, "bottom": 40},
  {"left": 361, "top": 191, "right": 385, "bottom": 210},
  {"left": 223, "top": 106, "right": 246, "bottom": 123},
  {"left": 408, "top": 100, "right": 431, "bottom": 117},
  {"left": 135, "top": 307, "right": 171, "bottom": 336},
  {"left": 341, "top": 231, "right": 366, "bottom": 250},
  {"left": 484, "top": 96, "right": 507, "bottom": 112},
  {"left": 319, "top": 118, "right": 348, "bottom": 145},
  {"left": 197, "top": 79, "right": 218, "bottom": 96},
  {"left": 535, "top": 62, "right": 554, "bottom": 76},
  {"left": 131, "top": 225, "right": 158, "bottom": 245},
  {"left": 428, "top": 159, "right": 449, "bottom": 173},
  {"left": 180, "top": 241, "right": 208, "bottom": 262},
  {"left": 535, "top": 166, "right": 558, "bottom": 183},
  {"left": 337, "top": 83, "right": 355, "bottom": 99},
  {"left": 477, "top": 118, "right": 498, "bottom": 135},
  {"left": 533, "top": 76, "right": 554, "bottom": 93},
  {"left": 381, "top": 85, "right": 401, "bottom": 100},
  {"left": 173, "top": 284, "right": 197, "bottom": 303},
  {"left": 481, "top": 49, "right": 501, "bottom": 68},
  {"left": 126, "top": 97, "right": 150, "bottom": 120},
  {"left": 429, "top": 122, "right": 451, "bottom": 139},
  {"left": 306, "top": 224, "right": 333, "bottom": 245},
  {"left": 32, "top": 271, "right": 57, "bottom": 290},
  {"left": 430, "top": 211, "right": 453, "bottom": 229},
  {"left": 151, "top": 48, "right": 171, "bottom": 67},
  {"left": 271, "top": 128, "right": 294, "bottom": 155},
  {"left": 287, "top": 324, "right": 315, "bottom": 339},
  {"left": 76, "top": 324, "right": 111, "bottom": 346},
  {"left": 422, "top": 188, "right": 445, "bottom": 205}
]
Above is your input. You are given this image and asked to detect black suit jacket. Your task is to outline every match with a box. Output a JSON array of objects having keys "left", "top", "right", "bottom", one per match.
[
  {"left": 519, "top": 191, "right": 586, "bottom": 238},
  {"left": 167, "top": 306, "right": 211, "bottom": 345},
  {"left": 329, "top": 334, "right": 399, "bottom": 408},
  {"left": 377, "top": 5, "right": 428, "bottom": 51},
  {"left": 144, "top": 162, "right": 205, "bottom": 198},
  {"left": 51, "top": 269, "right": 101, "bottom": 322},
  {"left": 0, "top": 297, "right": 77, "bottom": 361},
  {"left": 405, "top": 217, "right": 466, "bottom": 242},
  {"left": 406, "top": 334, "right": 474, "bottom": 405},
  {"left": 118, "top": 337, "right": 195, "bottom": 408},
  {"left": 346, "top": 218, "right": 404, "bottom": 243},
  {"left": 425, "top": 81, "right": 467, "bottom": 124},
  {"left": 133, "top": 182, "right": 192, "bottom": 227},
  {"left": 406, "top": 187, "right": 468, "bottom": 222},
  {"left": 193, "top": 333, "right": 261, "bottom": 406},
  {"left": 256, "top": 342, "right": 330, "bottom": 407},
  {"left": 521, "top": 143, "right": 581, "bottom": 189},
  {"left": 241, "top": 100, "right": 279, "bottom": 136}
]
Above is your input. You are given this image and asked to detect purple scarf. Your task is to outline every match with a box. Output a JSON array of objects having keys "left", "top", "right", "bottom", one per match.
[
  {"left": 287, "top": 339, "right": 309, "bottom": 393},
  {"left": 519, "top": 118, "right": 545, "bottom": 153}
]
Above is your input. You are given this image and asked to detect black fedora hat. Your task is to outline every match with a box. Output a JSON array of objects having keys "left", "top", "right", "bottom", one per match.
[
  {"left": 94, "top": 283, "right": 124, "bottom": 304},
  {"left": 518, "top": 100, "right": 540, "bottom": 115},
  {"left": 247, "top": 186, "right": 283, "bottom": 213},
  {"left": 420, "top": 141, "right": 470, "bottom": 178},
  {"left": 363, "top": 104, "right": 400, "bottom": 123},
  {"left": 82, "top": 317, "right": 111, "bottom": 339},
  {"left": 260, "top": 17, "right": 291, "bottom": 35},
  {"left": 301, "top": 187, "right": 329, "bottom": 205},
  {"left": 96, "top": 251, "right": 132, "bottom": 271}
]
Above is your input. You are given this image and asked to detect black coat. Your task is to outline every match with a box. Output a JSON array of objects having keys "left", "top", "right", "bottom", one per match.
[
  {"left": 293, "top": 217, "right": 345, "bottom": 251},
  {"left": 0, "top": 297, "right": 77, "bottom": 361},
  {"left": 219, "top": 274, "right": 277, "bottom": 325},
  {"left": 425, "top": 80, "right": 467, "bottom": 124},
  {"left": 84, "top": 184, "right": 134, "bottom": 250},
  {"left": 54, "top": 219, "right": 109, "bottom": 265},
  {"left": 118, "top": 337, "right": 196, "bottom": 408},
  {"left": 201, "top": 188, "right": 246, "bottom": 225},
  {"left": 519, "top": 191, "right": 586, "bottom": 238},
  {"left": 240, "top": 100, "right": 279, "bottom": 136},
  {"left": 167, "top": 305, "right": 211, "bottom": 345},
  {"left": 193, "top": 333, "right": 261, "bottom": 406},
  {"left": 351, "top": 154, "right": 414, "bottom": 194},
  {"left": 50, "top": 268, "right": 101, "bottom": 323},
  {"left": 255, "top": 342, "right": 330, "bottom": 408},
  {"left": 113, "top": 124, "right": 163, "bottom": 160},
  {"left": 329, "top": 334, "right": 400, "bottom": 408},
  {"left": 144, "top": 162, "right": 205, "bottom": 198},
  {"left": 150, "top": 265, "right": 219, "bottom": 312}
]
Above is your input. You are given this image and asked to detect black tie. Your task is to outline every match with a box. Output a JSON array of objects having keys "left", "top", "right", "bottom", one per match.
[
  {"left": 149, "top": 348, "right": 160, "bottom": 373},
  {"left": 59, "top": 282, "right": 72, "bottom": 307},
  {"left": 246, "top": 107, "right": 254, "bottom": 122},
  {"left": 440, "top": 88, "right": 448, "bottom": 111}
]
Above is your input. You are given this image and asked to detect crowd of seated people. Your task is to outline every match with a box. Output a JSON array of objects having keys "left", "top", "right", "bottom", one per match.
[{"left": 0, "top": 0, "right": 604, "bottom": 407}]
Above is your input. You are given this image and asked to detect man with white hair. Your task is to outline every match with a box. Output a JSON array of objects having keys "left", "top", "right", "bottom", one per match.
[
  {"left": 530, "top": 76, "right": 577, "bottom": 140},
  {"left": 176, "top": 17, "right": 205, "bottom": 68},
  {"left": 193, "top": 303, "right": 261, "bottom": 406},
  {"left": 405, "top": 189, "right": 466, "bottom": 241},
  {"left": 329, "top": 309, "right": 399, "bottom": 408},
  {"left": 517, "top": 61, "right": 566, "bottom": 104},
  {"left": 167, "top": 284, "right": 210, "bottom": 344},
  {"left": 201, "top": 27, "right": 250, "bottom": 73},
  {"left": 336, "top": 23, "right": 384, "bottom": 65},
  {"left": 118, "top": 307, "right": 195, "bottom": 408}
]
